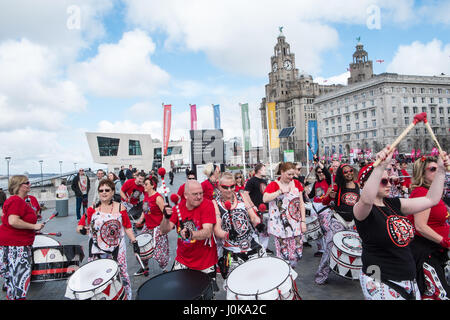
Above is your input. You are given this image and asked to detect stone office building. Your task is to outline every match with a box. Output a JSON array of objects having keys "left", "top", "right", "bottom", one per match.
[
  {"left": 259, "top": 29, "right": 342, "bottom": 164},
  {"left": 315, "top": 43, "right": 450, "bottom": 160}
]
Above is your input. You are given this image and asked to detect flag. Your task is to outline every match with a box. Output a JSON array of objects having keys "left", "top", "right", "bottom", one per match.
[
  {"left": 267, "top": 102, "right": 279, "bottom": 149},
  {"left": 240, "top": 103, "right": 251, "bottom": 152},
  {"left": 163, "top": 104, "right": 172, "bottom": 156},
  {"left": 411, "top": 148, "right": 415, "bottom": 161},
  {"left": 213, "top": 104, "right": 221, "bottom": 130},
  {"left": 308, "top": 120, "right": 318, "bottom": 160},
  {"left": 416, "top": 149, "right": 421, "bottom": 159},
  {"left": 190, "top": 104, "right": 197, "bottom": 130}
]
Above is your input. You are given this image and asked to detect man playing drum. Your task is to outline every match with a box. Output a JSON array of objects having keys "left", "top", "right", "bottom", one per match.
[
  {"left": 120, "top": 171, "right": 145, "bottom": 223},
  {"left": 160, "top": 180, "right": 219, "bottom": 290},
  {"left": 213, "top": 172, "right": 266, "bottom": 279}
]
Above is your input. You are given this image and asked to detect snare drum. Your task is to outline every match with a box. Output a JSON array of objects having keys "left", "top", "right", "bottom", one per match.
[
  {"left": 137, "top": 269, "right": 214, "bottom": 300},
  {"left": 329, "top": 231, "right": 362, "bottom": 280},
  {"left": 31, "top": 236, "right": 83, "bottom": 282},
  {"left": 136, "top": 232, "right": 155, "bottom": 260},
  {"left": 304, "top": 214, "right": 323, "bottom": 241},
  {"left": 66, "top": 259, "right": 126, "bottom": 300},
  {"left": 225, "top": 256, "right": 300, "bottom": 300}
]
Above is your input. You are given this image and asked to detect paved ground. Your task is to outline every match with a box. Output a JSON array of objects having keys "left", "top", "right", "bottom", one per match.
[{"left": 0, "top": 172, "right": 364, "bottom": 300}]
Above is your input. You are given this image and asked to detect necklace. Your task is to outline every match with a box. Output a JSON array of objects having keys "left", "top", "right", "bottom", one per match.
[{"left": 100, "top": 202, "right": 114, "bottom": 214}]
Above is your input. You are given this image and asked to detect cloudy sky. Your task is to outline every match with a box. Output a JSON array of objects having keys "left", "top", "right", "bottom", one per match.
[{"left": 1, "top": 0, "right": 449, "bottom": 174}]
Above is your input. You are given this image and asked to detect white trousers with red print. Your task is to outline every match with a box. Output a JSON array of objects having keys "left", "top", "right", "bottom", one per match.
[{"left": 0, "top": 246, "right": 32, "bottom": 300}]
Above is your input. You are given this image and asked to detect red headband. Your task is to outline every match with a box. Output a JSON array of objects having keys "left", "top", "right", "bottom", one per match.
[{"left": 357, "top": 162, "right": 374, "bottom": 187}]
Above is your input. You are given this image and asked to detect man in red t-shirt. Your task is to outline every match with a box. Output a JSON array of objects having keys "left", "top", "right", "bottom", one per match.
[
  {"left": 120, "top": 172, "right": 145, "bottom": 206},
  {"left": 160, "top": 180, "right": 218, "bottom": 289},
  {"left": 177, "top": 170, "right": 196, "bottom": 202}
]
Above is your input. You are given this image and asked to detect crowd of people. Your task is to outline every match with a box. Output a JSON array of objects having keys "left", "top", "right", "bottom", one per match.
[{"left": 0, "top": 147, "right": 449, "bottom": 300}]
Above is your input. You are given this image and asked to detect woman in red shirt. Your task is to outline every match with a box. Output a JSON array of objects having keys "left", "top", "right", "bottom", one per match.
[
  {"left": 0, "top": 175, "right": 44, "bottom": 300},
  {"left": 234, "top": 172, "right": 245, "bottom": 194},
  {"left": 135, "top": 176, "right": 170, "bottom": 275},
  {"left": 74, "top": 179, "right": 139, "bottom": 300},
  {"left": 407, "top": 156, "right": 450, "bottom": 299},
  {"left": 263, "top": 162, "right": 306, "bottom": 268}
]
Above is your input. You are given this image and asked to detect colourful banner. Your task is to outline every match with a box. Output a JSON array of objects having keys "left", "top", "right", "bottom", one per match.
[
  {"left": 241, "top": 103, "right": 251, "bottom": 152},
  {"left": 190, "top": 104, "right": 197, "bottom": 130},
  {"left": 411, "top": 148, "right": 415, "bottom": 161},
  {"left": 213, "top": 104, "right": 221, "bottom": 130},
  {"left": 163, "top": 104, "right": 172, "bottom": 156},
  {"left": 267, "top": 102, "right": 279, "bottom": 149},
  {"left": 308, "top": 120, "right": 318, "bottom": 160}
]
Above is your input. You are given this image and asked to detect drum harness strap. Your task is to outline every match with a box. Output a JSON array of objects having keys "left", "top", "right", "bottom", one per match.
[{"left": 311, "top": 202, "right": 330, "bottom": 215}]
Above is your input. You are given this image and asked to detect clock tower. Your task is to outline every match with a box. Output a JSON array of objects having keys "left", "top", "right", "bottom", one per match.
[{"left": 269, "top": 28, "right": 298, "bottom": 85}]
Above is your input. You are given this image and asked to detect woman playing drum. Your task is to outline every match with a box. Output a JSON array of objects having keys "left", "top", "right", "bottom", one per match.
[
  {"left": 407, "top": 156, "right": 450, "bottom": 299},
  {"left": 353, "top": 145, "right": 449, "bottom": 300},
  {"left": 263, "top": 162, "right": 306, "bottom": 268},
  {"left": 0, "top": 176, "right": 44, "bottom": 299},
  {"left": 135, "top": 176, "right": 170, "bottom": 275},
  {"left": 315, "top": 164, "right": 360, "bottom": 284},
  {"left": 76, "top": 179, "right": 139, "bottom": 300}
]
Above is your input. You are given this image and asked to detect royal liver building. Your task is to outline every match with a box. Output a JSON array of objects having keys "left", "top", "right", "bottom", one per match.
[{"left": 315, "top": 42, "right": 450, "bottom": 160}]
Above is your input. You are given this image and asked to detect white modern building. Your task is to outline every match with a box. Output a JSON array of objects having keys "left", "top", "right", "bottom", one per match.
[{"left": 85, "top": 132, "right": 190, "bottom": 172}]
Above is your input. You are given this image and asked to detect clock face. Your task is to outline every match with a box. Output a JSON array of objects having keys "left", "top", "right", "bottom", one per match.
[
  {"left": 272, "top": 63, "right": 278, "bottom": 72},
  {"left": 284, "top": 60, "right": 293, "bottom": 71}
]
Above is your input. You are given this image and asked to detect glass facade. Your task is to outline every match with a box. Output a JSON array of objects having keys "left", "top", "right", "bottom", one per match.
[
  {"left": 129, "top": 140, "right": 142, "bottom": 156},
  {"left": 97, "top": 137, "right": 120, "bottom": 157}
]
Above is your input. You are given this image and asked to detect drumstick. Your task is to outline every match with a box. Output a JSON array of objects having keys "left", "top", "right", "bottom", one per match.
[
  {"left": 423, "top": 116, "right": 450, "bottom": 171},
  {"left": 373, "top": 112, "right": 427, "bottom": 167},
  {"left": 134, "top": 253, "right": 148, "bottom": 276},
  {"left": 36, "top": 232, "right": 62, "bottom": 237},
  {"left": 42, "top": 211, "right": 59, "bottom": 225},
  {"left": 158, "top": 168, "right": 170, "bottom": 203}
]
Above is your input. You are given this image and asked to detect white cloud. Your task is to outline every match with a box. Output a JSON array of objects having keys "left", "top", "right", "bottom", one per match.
[
  {"left": 387, "top": 39, "right": 450, "bottom": 76},
  {"left": 123, "top": 0, "right": 416, "bottom": 77},
  {"left": 69, "top": 29, "right": 170, "bottom": 98},
  {"left": 314, "top": 72, "right": 350, "bottom": 85}
]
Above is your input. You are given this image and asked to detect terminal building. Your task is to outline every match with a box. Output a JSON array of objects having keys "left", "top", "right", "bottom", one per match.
[{"left": 85, "top": 132, "right": 190, "bottom": 173}]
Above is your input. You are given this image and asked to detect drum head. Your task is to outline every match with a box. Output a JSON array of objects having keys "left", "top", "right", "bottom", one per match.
[
  {"left": 226, "top": 256, "right": 291, "bottom": 296},
  {"left": 68, "top": 259, "right": 118, "bottom": 293},
  {"left": 33, "top": 235, "right": 60, "bottom": 247},
  {"left": 137, "top": 270, "right": 212, "bottom": 300},
  {"left": 136, "top": 233, "right": 153, "bottom": 247},
  {"left": 333, "top": 231, "right": 362, "bottom": 256}
]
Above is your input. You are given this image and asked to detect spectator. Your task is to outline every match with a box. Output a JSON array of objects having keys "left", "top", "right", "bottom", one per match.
[
  {"left": 119, "top": 166, "right": 126, "bottom": 185},
  {"left": 71, "top": 168, "right": 91, "bottom": 220},
  {"left": 126, "top": 165, "right": 133, "bottom": 180}
]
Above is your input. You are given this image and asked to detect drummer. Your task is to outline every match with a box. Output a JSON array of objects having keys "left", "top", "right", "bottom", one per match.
[
  {"left": 353, "top": 145, "right": 449, "bottom": 300},
  {"left": 307, "top": 159, "right": 332, "bottom": 257},
  {"left": 315, "top": 164, "right": 360, "bottom": 285},
  {"left": 160, "top": 180, "right": 218, "bottom": 289},
  {"left": 0, "top": 175, "right": 44, "bottom": 300},
  {"left": 213, "top": 172, "right": 266, "bottom": 279},
  {"left": 120, "top": 171, "right": 145, "bottom": 220},
  {"left": 76, "top": 179, "right": 140, "bottom": 300},
  {"left": 263, "top": 162, "right": 306, "bottom": 268},
  {"left": 134, "top": 175, "right": 170, "bottom": 276}
]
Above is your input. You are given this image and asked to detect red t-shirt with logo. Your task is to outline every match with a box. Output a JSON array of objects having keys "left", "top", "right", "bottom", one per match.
[
  {"left": 143, "top": 192, "right": 164, "bottom": 229},
  {"left": 201, "top": 179, "right": 217, "bottom": 200},
  {"left": 121, "top": 179, "right": 144, "bottom": 205},
  {"left": 408, "top": 186, "right": 450, "bottom": 239},
  {"left": 170, "top": 198, "right": 218, "bottom": 270},
  {"left": 0, "top": 195, "right": 38, "bottom": 246}
]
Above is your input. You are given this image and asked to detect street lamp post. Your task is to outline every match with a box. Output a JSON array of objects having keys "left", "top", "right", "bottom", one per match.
[
  {"left": 5, "top": 157, "right": 11, "bottom": 188},
  {"left": 59, "top": 161, "right": 63, "bottom": 176},
  {"left": 39, "top": 160, "right": 44, "bottom": 187},
  {"left": 74, "top": 163, "right": 77, "bottom": 171}
]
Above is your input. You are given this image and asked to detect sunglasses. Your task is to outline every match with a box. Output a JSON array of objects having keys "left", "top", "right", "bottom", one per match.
[
  {"left": 426, "top": 167, "right": 437, "bottom": 172},
  {"left": 343, "top": 169, "right": 354, "bottom": 174},
  {"left": 380, "top": 178, "right": 398, "bottom": 186},
  {"left": 188, "top": 177, "right": 196, "bottom": 180},
  {"left": 316, "top": 171, "right": 323, "bottom": 174},
  {"left": 22, "top": 181, "right": 31, "bottom": 186},
  {"left": 98, "top": 188, "right": 111, "bottom": 193},
  {"left": 221, "top": 184, "right": 235, "bottom": 190}
]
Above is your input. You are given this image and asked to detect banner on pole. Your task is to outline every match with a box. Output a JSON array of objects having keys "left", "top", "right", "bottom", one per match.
[
  {"left": 241, "top": 103, "right": 251, "bottom": 152},
  {"left": 163, "top": 104, "right": 172, "bottom": 156},
  {"left": 213, "top": 104, "right": 221, "bottom": 130},
  {"left": 267, "top": 102, "right": 279, "bottom": 149},
  {"left": 308, "top": 120, "right": 318, "bottom": 160},
  {"left": 190, "top": 104, "right": 197, "bottom": 130}
]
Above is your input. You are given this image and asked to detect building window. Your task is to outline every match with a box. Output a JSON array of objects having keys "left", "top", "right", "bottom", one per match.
[
  {"left": 346, "top": 115, "right": 350, "bottom": 122},
  {"left": 346, "top": 124, "right": 351, "bottom": 131},
  {"left": 413, "top": 106, "right": 418, "bottom": 113},
  {"left": 392, "top": 106, "right": 396, "bottom": 113},
  {"left": 404, "top": 106, "right": 409, "bottom": 114},
  {"left": 373, "top": 131, "right": 377, "bottom": 137},
  {"left": 363, "top": 111, "right": 367, "bottom": 118},
  {"left": 412, "top": 97, "right": 417, "bottom": 103},
  {"left": 422, "top": 107, "right": 427, "bottom": 113},
  {"left": 422, "top": 97, "right": 426, "bottom": 103},
  {"left": 372, "top": 119, "right": 376, "bottom": 127},
  {"left": 129, "top": 140, "right": 142, "bottom": 156},
  {"left": 97, "top": 137, "right": 120, "bottom": 157},
  {"left": 430, "top": 98, "right": 435, "bottom": 104},
  {"left": 404, "top": 117, "right": 409, "bottom": 125},
  {"left": 356, "top": 123, "right": 359, "bottom": 130},
  {"left": 355, "top": 113, "right": 359, "bottom": 120},
  {"left": 364, "top": 121, "right": 368, "bottom": 129},
  {"left": 393, "top": 118, "right": 397, "bottom": 124},
  {"left": 371, "top": 109, "right": 376, "bottom": 117}
]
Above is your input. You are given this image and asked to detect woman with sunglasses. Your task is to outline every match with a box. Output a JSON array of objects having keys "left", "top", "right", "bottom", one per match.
[
  {"left": 315, "top": 164, "right": 360, "bottom": 284},
  {"left": 76, "top": 179, "right": 139, "bottom": 300},
  {"left": 263, "top": 162, "right": 306, "bottom": 268},
  {"left": 0, "top": 176, "right": 44, "bottom": 299},
  {"left": 134, "top": 176, "right": 170, "bottom": 276},
  {"left": 234, "top": 172, "right": 245, "bottom": 194},
  {"left": 406, "top": 156, "right": 450, "bottom": 299},
  {"left": 307, "top": 161, "right": 332, "bottom": 257},
  {"left": 354, "top": 146, "right": 449, "bottom": 300},
  {"left": 214, "top": 172, "right": 265, "bottom": 279}
]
